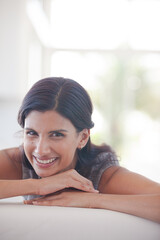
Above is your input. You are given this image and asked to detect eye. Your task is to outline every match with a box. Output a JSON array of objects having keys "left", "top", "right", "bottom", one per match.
[
  {"left": 25, "top": 130, "right": 37, "bottom": 136},
  {"left": 50, "top": 132, "right": 64, "bottom": 138}
]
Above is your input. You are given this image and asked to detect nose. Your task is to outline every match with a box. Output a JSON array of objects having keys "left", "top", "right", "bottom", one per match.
[{"left": 34, "top": 137, "right": 51, "bottom": 157}]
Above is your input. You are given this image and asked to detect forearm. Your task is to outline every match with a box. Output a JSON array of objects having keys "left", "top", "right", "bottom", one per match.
[
  {"left": 93, "top": 193, "right": 160, "bottom": 223},
  {"left": 0, "top": 179, "right": 39, "bottom": 199},
  {"left": 0, "top": 169, "right": 97, "bottom": 199}
]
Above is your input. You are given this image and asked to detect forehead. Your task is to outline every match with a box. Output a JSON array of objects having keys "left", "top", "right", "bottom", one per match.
[{"left": 24, "top": 110, "right": 75, "bottom": 130}]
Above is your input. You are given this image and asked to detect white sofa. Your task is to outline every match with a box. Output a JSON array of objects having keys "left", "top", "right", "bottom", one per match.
[{"left": 0, "top": 197, "right": 160, "bottom": 240}]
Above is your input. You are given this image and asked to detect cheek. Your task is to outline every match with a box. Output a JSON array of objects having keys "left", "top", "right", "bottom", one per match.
[
  {"left": 57, "top": 141, "right": 76, "bottom": 155},
  {"left": 23, "top": 139, "right": 34, "bottom": 157},
  {"left": 61, "top": 142, "right": 78, "bottom": 159}
]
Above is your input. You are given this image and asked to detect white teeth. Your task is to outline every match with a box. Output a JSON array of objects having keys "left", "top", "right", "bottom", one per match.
[{"left": 36, "top": 158, "right": 57, "bottom": 164}]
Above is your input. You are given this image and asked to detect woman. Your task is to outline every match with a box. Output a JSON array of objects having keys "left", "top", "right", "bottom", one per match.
[{"left": 0, "top": 77, "right": 160, "bottom": 223}]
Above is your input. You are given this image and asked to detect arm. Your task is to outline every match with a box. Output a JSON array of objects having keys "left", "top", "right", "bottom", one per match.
[
  {"left": 0, "top": 147, "right": 39, "bottom": 199},
  {"left": 98, "top": 166, "right": 160, "bottom": 195},
  {"left": 26, "top": 189, "right": 160, "bottom": 223},
  {"left": 0, "top": 171, "right": 97, "bottom": 199},
  {"left": 0, "top": 178, "right": 38, "bottom": 199},
  {"left": 0, "top": 148, "right": 37, "bottom": 199},
  {"left": 96, "top": 166, "right": 160, "bottom": 222},
  {"left": 97, "top": 166, "right": 160, "bottom": 222},
  {"left": 0, "top": 148, "right": 97, "bottom": 199},
  {"left": 28, "top": 166, "right": 160, "bottom": 223}
]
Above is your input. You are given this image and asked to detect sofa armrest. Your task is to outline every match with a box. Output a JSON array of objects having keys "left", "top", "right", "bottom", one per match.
[{"left": 0, "top": 197, "right": 160, "bottom": 240}]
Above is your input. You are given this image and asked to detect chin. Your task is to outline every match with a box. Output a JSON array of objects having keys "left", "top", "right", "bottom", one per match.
[
  {"left": 33, "top": 168, "right": 55, "bottom": 178},
  {"left": 38, "top": 172, "right": 53, "bottom": 178}
]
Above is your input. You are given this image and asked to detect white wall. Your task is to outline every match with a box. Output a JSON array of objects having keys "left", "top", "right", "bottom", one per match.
[
  {"left": 0, "top": 0, "right": 27, "bottom": 99},
  {"left": 0, "top": 0, "right": 159, "bottom": 183},
  {"left": 0, "top": 0, "right": 42, "bottom": 148}
]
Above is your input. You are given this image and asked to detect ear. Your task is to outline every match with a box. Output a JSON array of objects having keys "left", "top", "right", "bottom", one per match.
[{"left": 78, "top": 129, "right": 90, "bottom": 150}]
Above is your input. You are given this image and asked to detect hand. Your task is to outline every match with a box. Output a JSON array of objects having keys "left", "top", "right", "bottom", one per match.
[
  {"left": 24, "top": 189, "right": 99, "bottom": 208},
  {"left": 37, "top": 169, "right": 98, "bottom": 196}
]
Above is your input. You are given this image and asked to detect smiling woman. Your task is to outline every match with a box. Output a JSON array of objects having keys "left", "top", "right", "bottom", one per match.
[
  {"left": 23, "top": 110, "right": 86, "bottom": 178},
  {"left": 0, "top": 77, "right": 160, "bottom": 223}
]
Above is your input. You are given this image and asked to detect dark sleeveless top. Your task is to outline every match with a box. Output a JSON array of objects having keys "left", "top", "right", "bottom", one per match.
[{"left": 22, "top": 152, "right": 119, "bottom": 200}]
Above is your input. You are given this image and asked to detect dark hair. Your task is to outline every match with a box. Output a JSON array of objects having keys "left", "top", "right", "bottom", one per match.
[{"left": 18, "top": 77, "right": 115, "bottom": 168}]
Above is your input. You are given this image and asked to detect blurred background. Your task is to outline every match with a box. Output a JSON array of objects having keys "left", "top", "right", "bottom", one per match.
[{"left": 0, "top": 0, "right": 160, "bottom": 182}]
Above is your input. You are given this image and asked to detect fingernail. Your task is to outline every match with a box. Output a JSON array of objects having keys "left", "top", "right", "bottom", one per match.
[{"left": 92, "top": 189, "right": 99, "bottom": 193}]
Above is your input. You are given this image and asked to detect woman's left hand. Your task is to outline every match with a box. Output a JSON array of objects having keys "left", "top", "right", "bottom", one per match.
[{"left": 24, "top": 189, "right": 99, "bottom": 208}]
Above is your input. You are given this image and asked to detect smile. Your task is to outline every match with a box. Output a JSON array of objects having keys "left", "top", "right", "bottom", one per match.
[
  {"left": 33, "top": 156, "right": 59, "bottom": 168},
  {"left": 36, "top": 157, "right": 57, "bottom": 164}
]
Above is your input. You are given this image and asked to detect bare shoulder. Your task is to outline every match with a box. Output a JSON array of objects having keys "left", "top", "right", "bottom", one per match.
[
  {"left": 98, "top": 165, "right": 160, "bottom": 194},
  {"left": 0, "top": 147, "right": 22, "bottom": 179}
]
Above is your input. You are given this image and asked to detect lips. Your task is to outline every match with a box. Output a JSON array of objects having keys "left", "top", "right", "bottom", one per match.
[
  {"left": 33, "top": 156, "right": 58, "bottom": 168},
  {"left": 36, "top": 157, "right": 57, "bottom": 164}
]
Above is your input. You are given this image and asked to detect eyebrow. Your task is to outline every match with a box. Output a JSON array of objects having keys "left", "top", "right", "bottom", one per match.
[
  {"left": 24, "top": 128, "right": 68, "bottom": 133},
  {"left": 49, "top": 129, "right": 68, "bottom": 133}
]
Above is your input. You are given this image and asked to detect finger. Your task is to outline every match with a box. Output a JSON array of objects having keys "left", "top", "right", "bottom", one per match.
[
  {"left": 71, "top": 181, "right": 99, "bottom": 193},
  {"left": 26, "top": 192, "right": 64, "bottom": 204},
  {"left": 32, "top": 200, "right": 61, "bottom": 206},
  {"left": 72, "top": 179, "right": 98, "bottom": 193},
  {"left": 24, "top": 199, "right": 35, "bottom": 204},
  {"left": 71, "top": 170, "right": 94, "bottom": 187},
  {"left": 24, "top": 196, "right": 45, "bottom": 204},
  {"left": 32, "top": 201, "right": 50, "bottom": 206},
  {"left": 70, "top": 179, "right": 99, "bottom": 193},
  {"left": 68, "top": 170, "right": 98, "bottom": 193}
]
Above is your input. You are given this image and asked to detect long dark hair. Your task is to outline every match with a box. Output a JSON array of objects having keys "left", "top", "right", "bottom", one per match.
[{"left": 18, "top": 77, "right": 114, "bottom": 169}]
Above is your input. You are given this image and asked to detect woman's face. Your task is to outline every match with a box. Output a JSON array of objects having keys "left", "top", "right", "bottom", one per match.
[{"left": 23, "top": 110, "right": 89, "bottom": 178}]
